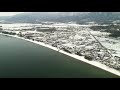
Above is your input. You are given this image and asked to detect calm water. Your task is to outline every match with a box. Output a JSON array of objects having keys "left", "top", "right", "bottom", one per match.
[{"left": 0, "top": 34, "right": 119, "bottom": 78}]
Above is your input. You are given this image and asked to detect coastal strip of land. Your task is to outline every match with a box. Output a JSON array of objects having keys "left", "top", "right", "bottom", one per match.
[{"left": 0, "top": 33, "right": 120, "bottom": 77}]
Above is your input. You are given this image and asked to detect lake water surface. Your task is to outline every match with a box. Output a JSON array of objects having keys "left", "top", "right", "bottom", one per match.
[{"left": 0, "top": 34, "right": 119, "bottom": 78}]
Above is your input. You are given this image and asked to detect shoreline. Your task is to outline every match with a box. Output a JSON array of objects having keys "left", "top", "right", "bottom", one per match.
[{"left": 1, "top": 33, "right": 120, "bottom": 77}]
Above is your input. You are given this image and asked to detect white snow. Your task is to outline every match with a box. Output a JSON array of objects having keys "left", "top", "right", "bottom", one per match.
[{"left": 1, "top": 22, "right": 120, "bottom": 77}]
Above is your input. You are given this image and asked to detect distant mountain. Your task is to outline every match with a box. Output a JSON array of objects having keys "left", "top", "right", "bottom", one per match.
[
  {"left": 79, "top": 12, "right": 120, "bottom": 23},
  {"left": 5, "top": 12, "right": 120, "bottom": 23},
  {"left": 0, "top": 16, "right": 11, "bottom": 20},
  {"left": 6, "top": 12, "right": 89, "bottom": 23},
  {"left": 0, "top": 16, "right": 12, "bottom": 24}
]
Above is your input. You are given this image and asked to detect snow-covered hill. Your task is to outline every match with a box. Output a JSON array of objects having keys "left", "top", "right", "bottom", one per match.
[{"left": 3, "top": 12, "right": 120, "bottom": 23}]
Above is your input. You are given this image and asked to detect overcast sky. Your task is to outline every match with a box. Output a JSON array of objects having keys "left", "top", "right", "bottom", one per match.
[
  {"left": 0, "top": 12, "right": 60, "bottom": 16},
  {"left": 0, "top": 12, "right": 24, "bottom": 16},
  {"left": 0, "top": 12, "right": 87, "bottom": 16}
]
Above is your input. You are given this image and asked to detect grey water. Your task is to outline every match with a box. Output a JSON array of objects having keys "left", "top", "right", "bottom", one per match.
[{"left": 0, "top": 34, "right": 119, "bottom": 78}]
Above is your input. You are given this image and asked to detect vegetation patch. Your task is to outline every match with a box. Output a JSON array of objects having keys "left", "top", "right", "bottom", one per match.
[{"left": 90, "top": 24, "right": 120, "bottom": 38}]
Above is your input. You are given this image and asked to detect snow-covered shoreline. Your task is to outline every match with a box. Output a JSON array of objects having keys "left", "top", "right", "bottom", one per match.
[{"left": 1, "top": 33, "right": 120, "bottom": 77}]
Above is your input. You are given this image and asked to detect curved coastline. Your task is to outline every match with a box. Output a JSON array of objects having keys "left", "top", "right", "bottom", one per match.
[{"left": 0, "top": 33, "right": 120, "bottom": 77}]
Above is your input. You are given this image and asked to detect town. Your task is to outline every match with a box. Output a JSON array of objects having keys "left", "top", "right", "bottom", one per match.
[{"left": 0, "top": 23, "right": 120, "bottom": 71}]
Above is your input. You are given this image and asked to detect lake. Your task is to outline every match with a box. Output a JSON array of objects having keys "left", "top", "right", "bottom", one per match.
[{"left": 0, "top": 34, "right": 119, "bottom": 78}]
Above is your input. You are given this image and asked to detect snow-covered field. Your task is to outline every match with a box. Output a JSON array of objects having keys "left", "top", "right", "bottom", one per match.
[
  {"left": 1, "top": 23, "right": 120, "bottom": 77},
  {"left": 90, "top": 30, "right": 120, "bottom": 56},
  {"left": 0, "top": 23, "right": 93, "bottom": 30},
  {"left": 0, "top": 23, "right": 42, "bottom": 30},
  {"left": 1, "top": 23, "right": 120, "bottom": 56}
]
